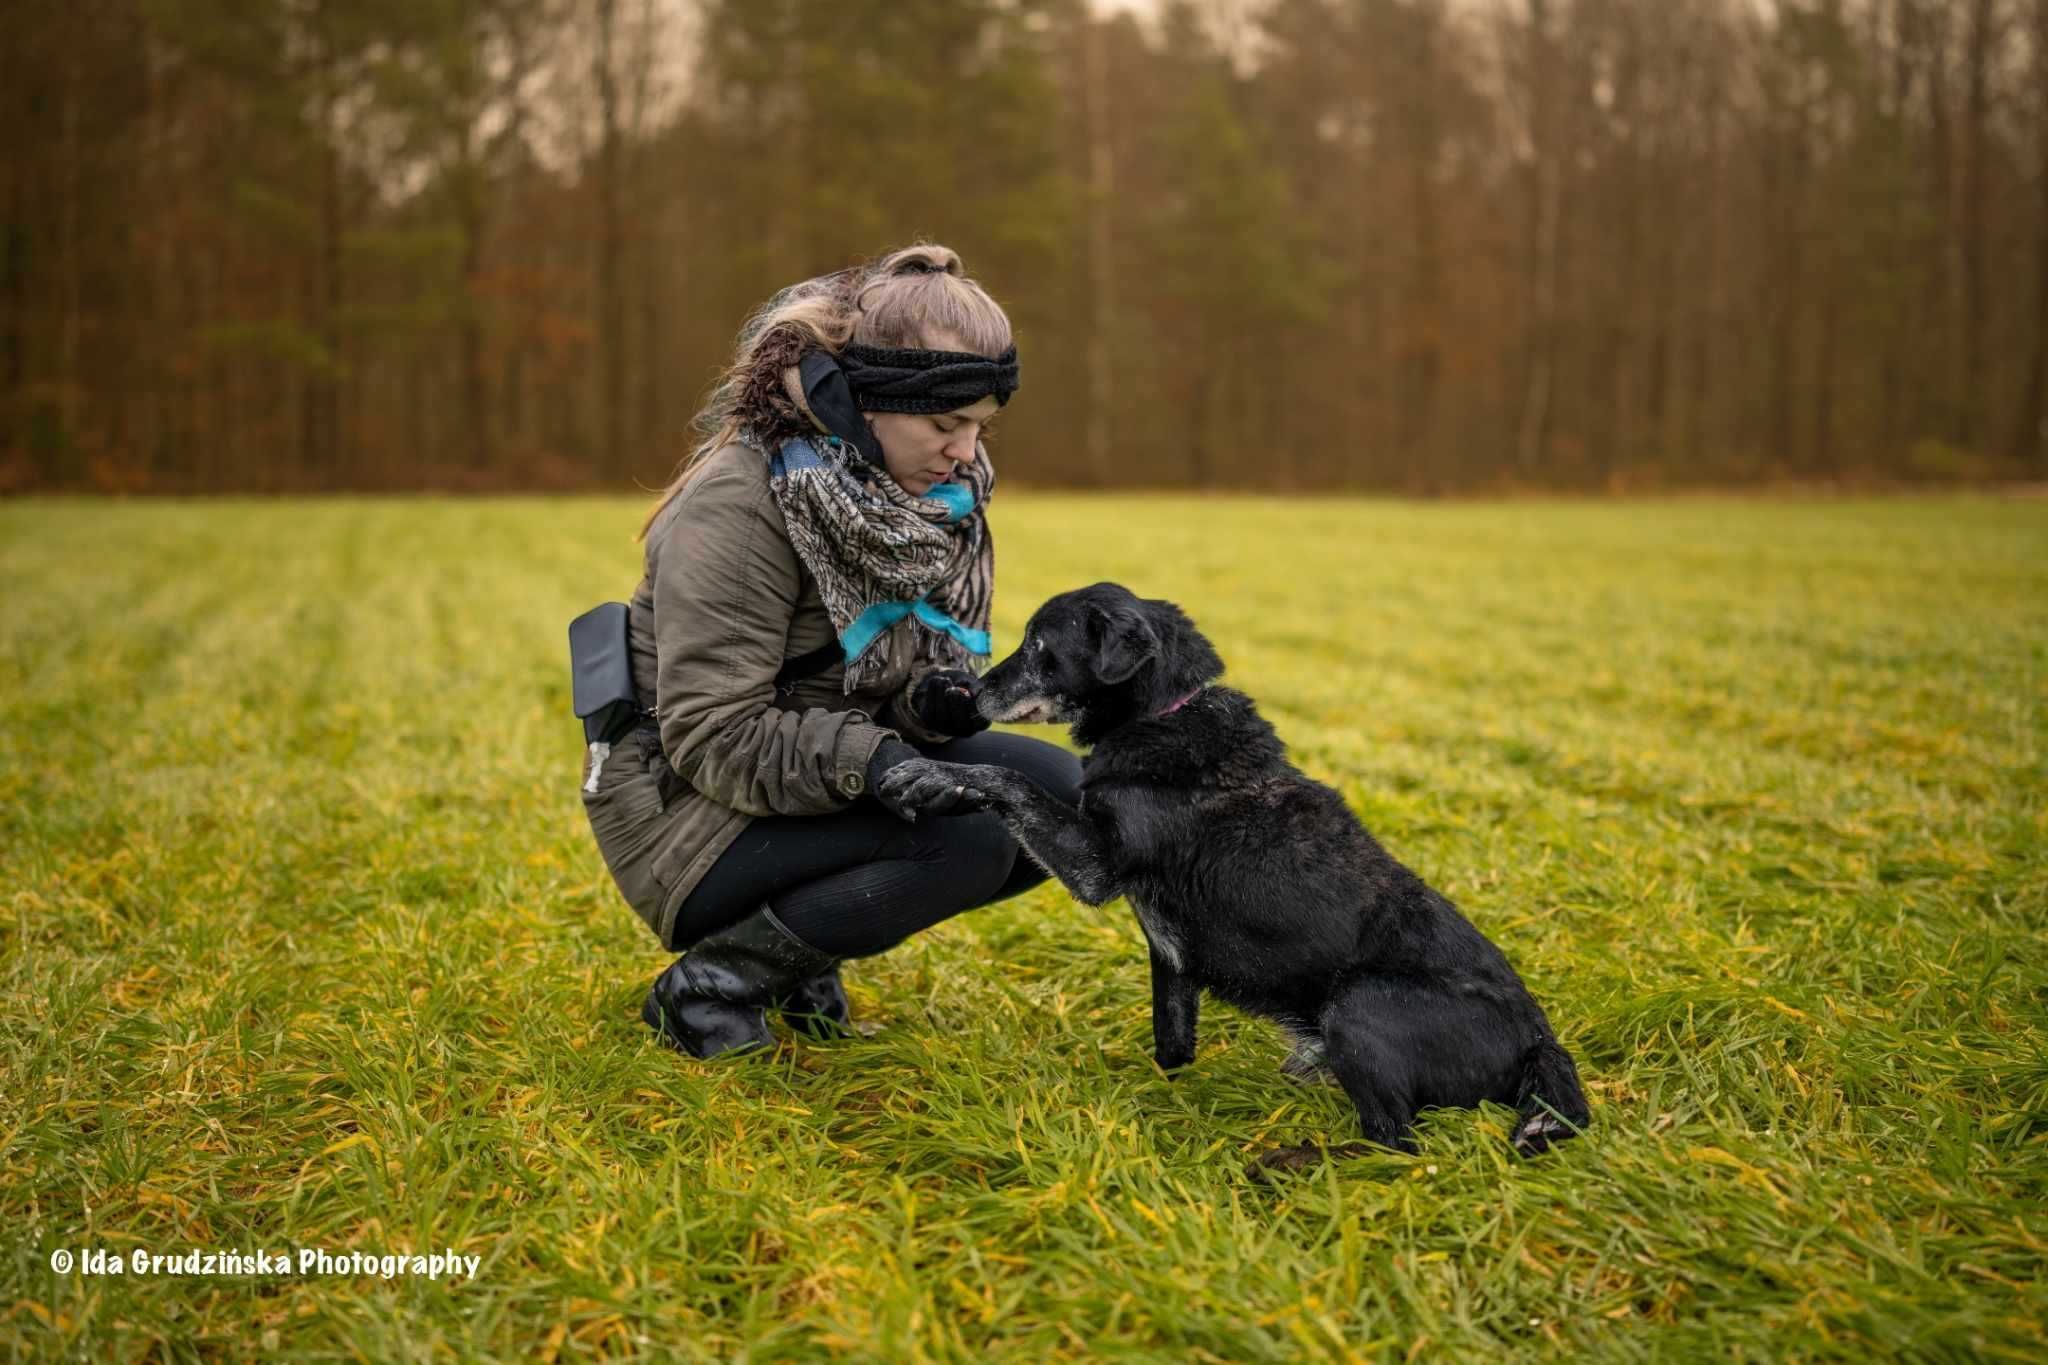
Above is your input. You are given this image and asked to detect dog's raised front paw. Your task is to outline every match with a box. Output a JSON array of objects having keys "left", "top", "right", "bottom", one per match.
[{"left": 876, "top": 757, "right": 993, "bottom": 822}]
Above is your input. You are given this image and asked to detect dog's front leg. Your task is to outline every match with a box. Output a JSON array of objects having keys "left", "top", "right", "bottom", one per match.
[
  {"left": 981, "top": 769, "right": 1124, "bottom": 906},
  {"left": 1149, "top": 949, "right": 1199, "bottom": 1072},
  {"left": 878, "top": 759, "right": 1123, "bottom": 903},
  {"left": 917, "top": 761, "right": 1124, "bottom": 905}
]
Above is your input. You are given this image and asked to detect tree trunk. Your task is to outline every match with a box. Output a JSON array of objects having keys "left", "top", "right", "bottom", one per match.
[
  {"left": 57, "top": 41, "right": 82, "bottom": 482},
  {"left": 1768, "top": 85, "right": 1808, "bottom": 472},
  {"left": 1687, "top": 79, "right": 1727, "bottom": 472},
  {"left": 304, "top": 2, "right": 342, "bottom": 485},
  {"left": 1879, "top": 0, "right": 1913, "bottom": 463},
  {"left": 1813, "top": 277, "right": 1838, "bottom": 476},
  {"left": 2013, "top": 0, "right": 2048, "bottom": 466},
  {"left": 595, "top": 0, "right": 625, "bottom": 479},
  {"left": 1082, "top": 15, "right": 1116, "bottom": 482},
  {"left": 1394, "top": 9, "right": 1444, "bottom": 488},
  {"left": 458, "top": 174, "right": 490, "bottom": 473},
  {"left": 1960, "top": 0, "right": 1995, "bottom": 450},
  {"left": 1515, "top": 0, "right": 1561, "bottom": 475},
  {"left": 1924, "top": 0, "right": 1963, "bottom": 444}
]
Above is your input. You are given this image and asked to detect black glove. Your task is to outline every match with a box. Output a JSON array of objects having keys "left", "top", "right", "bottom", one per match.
[
  {"left": 912, "top": 668, "right": 989, "bottom": 737},
  {"left": 865, "top": 738, "right": 919, "bottom": 804}
]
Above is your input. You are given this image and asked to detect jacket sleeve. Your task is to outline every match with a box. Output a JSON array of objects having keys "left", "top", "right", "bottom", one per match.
[{"left": 651, "top": 464, "right": 894, "bottom": 815}]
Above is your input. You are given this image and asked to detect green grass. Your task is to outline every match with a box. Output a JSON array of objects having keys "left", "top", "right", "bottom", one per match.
[{"left": 3, "top": 493, "right": 2045, "bottom": 1361}]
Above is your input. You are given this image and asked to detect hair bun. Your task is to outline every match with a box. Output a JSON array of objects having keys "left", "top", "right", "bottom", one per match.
[{"left": 886, "top": 245, "right": 963, "bottom": 279}]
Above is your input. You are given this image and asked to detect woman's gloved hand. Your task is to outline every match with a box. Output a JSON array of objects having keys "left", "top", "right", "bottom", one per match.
[{"left": 912, "top": 668, "right": 990, "bottom": 738}]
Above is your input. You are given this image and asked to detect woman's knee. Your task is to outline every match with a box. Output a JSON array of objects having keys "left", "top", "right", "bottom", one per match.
[
  {"left": 934, "top": 811, "right": 1019, "bottom": 905},
  {"left": 776, "top": 812, "right": 1018, "bottom": 958},
  {"left": 865, "top": 807, "right": 1017, "bottom": 907}
]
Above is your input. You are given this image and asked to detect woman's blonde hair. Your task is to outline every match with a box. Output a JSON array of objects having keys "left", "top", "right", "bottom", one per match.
[{"left": 638, "top": 242, "right": 1013, "bottom": 539}]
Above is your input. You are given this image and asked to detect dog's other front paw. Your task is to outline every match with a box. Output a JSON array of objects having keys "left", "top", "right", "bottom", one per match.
[{"left": 1153, "top": 1048, "right": 1194, "bottom": 1075}]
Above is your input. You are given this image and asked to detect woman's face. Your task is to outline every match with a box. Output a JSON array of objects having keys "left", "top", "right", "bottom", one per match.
[{"left": 865, "top": 394, "right": 1000, "bottom": 496}]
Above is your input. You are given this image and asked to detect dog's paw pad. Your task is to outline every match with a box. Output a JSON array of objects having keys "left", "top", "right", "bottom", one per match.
[{"left": 1511, "top": 1112, "right": 1577, "bottom": 1156}]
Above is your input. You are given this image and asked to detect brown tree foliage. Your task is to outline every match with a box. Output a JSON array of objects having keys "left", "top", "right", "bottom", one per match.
[{"left": 3, "top": 0, "right": 2044, "bottom": 493}]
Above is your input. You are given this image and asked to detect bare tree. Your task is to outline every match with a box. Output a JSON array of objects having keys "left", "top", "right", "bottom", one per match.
[
  {"left": 1961, "top": 0, "right": 1999, "bottom": 449},
  {"left": 1082, "top": 11, "right": 1117, "bottom": 481},
  {"left": 1515, "top": 0, "right": 1564, "bottom": 475},
  {"left": 2014, "top": 0, "right": 2048, "bottom": 465},
  {"left": 594, "top": 0, "right": 625, "bottom": 479}
]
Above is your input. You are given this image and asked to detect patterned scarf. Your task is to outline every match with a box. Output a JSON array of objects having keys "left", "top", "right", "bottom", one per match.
[{"left": 766, "top": 433, "right": 995, "bottom": 695}]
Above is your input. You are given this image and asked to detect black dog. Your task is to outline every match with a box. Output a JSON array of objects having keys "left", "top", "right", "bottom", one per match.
[{"left": 878, "top": 583, "right": 1589, "bottom": 1170}]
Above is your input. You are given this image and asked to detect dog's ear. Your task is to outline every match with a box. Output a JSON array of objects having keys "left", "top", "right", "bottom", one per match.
[{"left": 1088, "top": 604, "right": 1157, "bottom": 684}]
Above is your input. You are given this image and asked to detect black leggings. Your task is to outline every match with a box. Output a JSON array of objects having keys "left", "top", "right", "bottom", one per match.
[{"left": 671, "top": 731, "right": 1084, "bottom": 958}]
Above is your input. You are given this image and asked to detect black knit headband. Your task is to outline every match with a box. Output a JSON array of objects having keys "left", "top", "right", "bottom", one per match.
[{"left": 837, "top": 343, "right": 1020, "bottom": 413}]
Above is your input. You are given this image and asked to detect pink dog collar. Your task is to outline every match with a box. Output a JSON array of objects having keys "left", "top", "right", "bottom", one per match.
[{"left": 1155, "top": 688, "right": 1202, "bottom": 718}]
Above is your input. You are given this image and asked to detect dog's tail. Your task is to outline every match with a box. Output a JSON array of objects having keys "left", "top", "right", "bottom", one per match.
[{"left": 1510, "top": 1040, "right": 1589, "bottom": 1156}]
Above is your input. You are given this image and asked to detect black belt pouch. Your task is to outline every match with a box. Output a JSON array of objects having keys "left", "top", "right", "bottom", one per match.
[{"left": 568, "top": 602, "right": 641, "bottom": 745}]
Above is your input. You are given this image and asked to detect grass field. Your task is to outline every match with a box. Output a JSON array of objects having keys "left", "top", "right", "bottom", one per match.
[{"left": 3, "top": 493, "right": 2045, "bottom": 1361}]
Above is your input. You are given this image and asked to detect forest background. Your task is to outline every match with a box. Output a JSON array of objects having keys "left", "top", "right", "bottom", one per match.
[{"left": 5, "top": 0, "right": 2047, "bottom": 496}]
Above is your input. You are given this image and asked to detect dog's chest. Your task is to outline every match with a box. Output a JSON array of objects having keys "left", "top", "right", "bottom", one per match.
[
  {"left": 1091, "top": 785, "right": 1203, "bottom": 974},
  {"left": 1126, "top": 895, "right": 1188, "bottom": 972}
]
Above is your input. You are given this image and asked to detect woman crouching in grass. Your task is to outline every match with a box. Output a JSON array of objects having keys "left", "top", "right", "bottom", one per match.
[{"left": 581, "top": 243, "right": 1081, "bottom": 1059}]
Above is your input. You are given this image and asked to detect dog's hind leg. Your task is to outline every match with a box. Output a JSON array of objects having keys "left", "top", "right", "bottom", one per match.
[
  {"left": 1316, "top": 1008, "right": 1421, "bottom": 1155},
  {"left": 1248, "top": 1034, "right": 1412, "bottom": 1178},
  {"left": 1509, "top": 1040, "right": 1590, "bottom": 1156},
  {"left": 1248, "top": 989, "right": 1424, "bottom": 1177}
]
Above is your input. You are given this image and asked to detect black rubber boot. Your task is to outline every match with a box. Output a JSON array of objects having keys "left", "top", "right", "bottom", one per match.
[
  {"left": 777, "top": 968, "right": 852, "bottom": 1040},
  {"left": 642, "top": 905, "right": 840, "bottom": 1059}
]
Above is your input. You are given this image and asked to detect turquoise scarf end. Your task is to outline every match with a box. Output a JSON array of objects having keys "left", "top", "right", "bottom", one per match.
[
  {"left": 925, "top": 480, "right": 976, "bottom": 523},
  {"left": 841, "top": 597, "right": 991, "bottom": 664}
]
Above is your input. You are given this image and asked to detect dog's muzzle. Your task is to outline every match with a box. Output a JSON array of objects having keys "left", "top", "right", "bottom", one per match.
[{"left": 979, "top": 680, "right": 1061, "bottom": 725}]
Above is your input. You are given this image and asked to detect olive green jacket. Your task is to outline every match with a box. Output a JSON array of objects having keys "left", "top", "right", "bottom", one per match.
[{"left": 581, "top": 438, "right": 955, "bottom": 948}]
